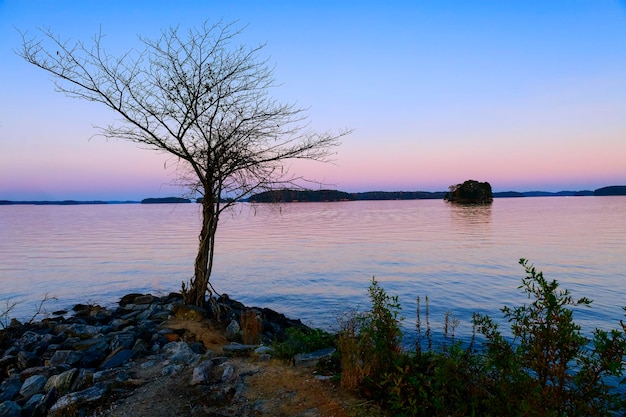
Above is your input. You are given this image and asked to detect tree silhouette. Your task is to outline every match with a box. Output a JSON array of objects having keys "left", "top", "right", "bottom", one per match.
[{"left": 18, "top": 21, "right": 350, "bottom": 310}]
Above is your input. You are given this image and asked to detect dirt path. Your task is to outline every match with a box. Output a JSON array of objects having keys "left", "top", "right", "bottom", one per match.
[{"left": 87, "top": 355, "right": 378, "bottom": 417}]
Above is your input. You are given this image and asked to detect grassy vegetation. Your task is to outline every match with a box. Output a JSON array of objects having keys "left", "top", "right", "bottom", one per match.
[{"left": 336, "top": 259, "right": 626, "bottom": 416}]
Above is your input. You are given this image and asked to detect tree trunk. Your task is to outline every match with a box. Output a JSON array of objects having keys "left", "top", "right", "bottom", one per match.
[{"left": 183, "top": 195, "right": 217, "bottom": 311}]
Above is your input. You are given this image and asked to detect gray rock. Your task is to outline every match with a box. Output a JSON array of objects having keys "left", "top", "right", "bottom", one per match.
[
  {"left": 54, "top": 323, "right": 101, "bottom": 338},
  {"left": 162, "top": 342, "right": 198, "bottom": 365},
  {"left": 19, "top": 366, "right": 57, "bottom": 381},
  {"left": 190, "top": 360, "right": 213, "bottom": 385},
  {"left": 99, "top": 349, "right": 133, "bottom": 370},
  {"left": 44, "top": 368, "right": 77, "bottom": 395},
  {"left": 254, "top": 345, "right": 274, "bottom": 355},
  {"left": 0, "top": 401, "right": 21, "bottom": 417},
  {"left": 72, "top": 337, "right": 109, "bottom": 352},
  {"left": 294, "top": 348, "right": 336, "bottom": 367},
  {"left": 109, "top": 332, "right": 136, "bottom": 351},
  {"left": 0, "top": 376, "right": 21, "bottom": 402},
  {"left": 18, "top": 374, "right": 46, "bottom": 400},
  {"left": 225, "top": 319, "right": 241, "bottom": 339},
  {"left": 133, "top": 295, "right": 154, "bottom": 305},
  {"left": 78, "top": 348, "right": 106, "bottom": 368},
  {"left": 161, "top": 364, "right": 183, "bottom": 376},
  {"left": 49, "top": 383, "right": 107, "bottom": 414},
  {"left": 223, "top": 343, "right": 256, "bottom": 353},
  {"left": 109, "top": 318, "right": 131, "bottom": 331},
  {"left": 17, "top": 331, "right": 42, "bottom": 351},
  {"left": 220, "top": 363, "right": 235, "bottom": 382},
  {"left": 92, "top": 369, "right": 119, "bottom": 382},
  {"left": 48, "top": 350, "right": 83, "bottom": 367},
  {"left": 16, "top": 351, "right": 41, "bottom": 370},
  {"left": 22, "top": 393, "right": 44, "bottom": 416},
  {"left": 71, "top": 368, "right": 94, "bottom": 391},
  {"left": 0, "top": 356, "right": 16, "bottom": 375},
  {"left": 119, "top": 293, "right": 145, "bottom": 307}
]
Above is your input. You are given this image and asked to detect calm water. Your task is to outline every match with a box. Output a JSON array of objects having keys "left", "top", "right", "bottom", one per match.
[{"left": 1, "top": 197, "right": 625, "bottom": 343}]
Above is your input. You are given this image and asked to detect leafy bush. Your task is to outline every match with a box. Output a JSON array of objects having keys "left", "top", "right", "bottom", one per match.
[
  {"left": 340, "top": 260, "right": 626, "bottom": 416},
  {"left": 272, "top": 326, "right": 335, "bottom": 360}
]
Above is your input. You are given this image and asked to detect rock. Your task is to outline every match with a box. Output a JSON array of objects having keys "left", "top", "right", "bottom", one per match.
[
  {"left": 220, "top": 363, "right": 235, "bottom": 383},
  {"left": 109, "top": 332, "right": 136, "bottom": 351},
  {"left": 190, "top": 360, "right": 213, "bottom": 385},
  {"left": 16, "top": 351, "right": 42, "bottom": 370},
  {"left": 161, "top": 364, "right": 183, "bottom": 377},
  {"left": 19, "top": 366, "right": 56, "bottom": 381},
  {"left": 18, "top": 374, "right": 46, "bottom": 400},
  {"left": 44, "top": 368, "right": 77, "bottom": 395},
  {"left": 72, "top": 337, "right": 108, "bottom": 351},
  {"left": 162, "top": 342, "right": 198, "bottom": 365},
  {"left": 48, "top": 350, "right": 83, "bottom": 367},
  {"left": 17, "top": 331, "right": 42, "bottom": 351},
  {"left": 256, "top": 353, "right": 271, "bottom": 363},
  {"left": 223, "top": 343, "right": 256, "bottom": 353},
  {"left": 71, "top": 368, "right": 93, "bottom": 391},
  {"left": 118, "top": 293, "right": 146, "bottom": 306},
  {"left": 35, "top": 388, "right": 58, "bottom": 416},
  {"left": 54, "top": 323, "right": 101, "bottom": 339},
  {"left": 0, "top": 376, "right": 21, "bottom": 402},
  {"left": 21, "top": 393, "right": 44, "bottom": 416},
  {"left": 49, "top": 383, "right": 107, "bottom": 414},
  {"left": 78, "top": 349, "right": 106, "bottom": 369},
  {"left": 99, "top": 349, "right": 134, "bottom": 370},
  {"left": 0, "top": 292, "right": 318, "bottom": 416},
  {"left": 0, "top": 401, "right": 21, "bottom": 417},
  {"left": 133, "top": 295, "right": 154, "bottom": 305},
  {"left": 294, "top": 348, "right": 336, "bottom": 367},
  {"left": 254, "top": 346, "right": 274, "bottom": 355},
  {"left": 226, "top": 319, "right": 241, "bottom": 339},
  {"left": 0, "top": 356, "right": 16, "bottom": 376},
  {"left": 92, "top": 369, "right": 118, "bottom": 383},
  {"left": 109, "top": 318, "right": 131, "bottom": 331}
]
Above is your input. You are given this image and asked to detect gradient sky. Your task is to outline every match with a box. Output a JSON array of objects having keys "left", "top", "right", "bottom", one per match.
[{"left": 1, "top": 1, "right": 626, "bottom": 200}]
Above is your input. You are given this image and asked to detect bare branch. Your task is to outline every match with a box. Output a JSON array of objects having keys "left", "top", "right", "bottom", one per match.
[{"left": 17, "top": 20, "right": 351, "bottom": 308}]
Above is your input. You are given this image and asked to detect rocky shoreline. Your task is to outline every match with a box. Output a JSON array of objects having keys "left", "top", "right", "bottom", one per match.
[{"left": 0, "top": 293, "right": 336, "bottom": 416}]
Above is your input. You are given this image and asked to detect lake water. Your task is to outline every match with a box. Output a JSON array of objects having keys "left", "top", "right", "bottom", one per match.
[{"left": 1, "top": 197, "right": 625, "bottom": 344}]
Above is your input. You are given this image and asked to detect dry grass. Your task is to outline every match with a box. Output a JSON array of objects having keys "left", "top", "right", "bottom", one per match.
[{"left": 162, "top": 318, "right": 227, "bottom": 352}]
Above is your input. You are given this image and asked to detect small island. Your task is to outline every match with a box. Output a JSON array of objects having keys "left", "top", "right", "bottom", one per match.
[{"left": 444, "top": 180, "right": 493, "bottom": 204}]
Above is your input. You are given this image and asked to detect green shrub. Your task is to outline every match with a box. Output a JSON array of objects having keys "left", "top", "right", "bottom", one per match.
[
  {"left": 340, "top": 260, "right": 626, "bottom": 416},
  {"left": 271, "top": 326, "right": 335, "bottom": 360},
  {"left": 475, "top": 258, "right": 626, "bottom": 416}
]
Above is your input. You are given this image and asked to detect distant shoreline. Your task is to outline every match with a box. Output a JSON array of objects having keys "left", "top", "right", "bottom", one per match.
[{"left": 1, "top": 185, "right": 624, "bottom": 205}]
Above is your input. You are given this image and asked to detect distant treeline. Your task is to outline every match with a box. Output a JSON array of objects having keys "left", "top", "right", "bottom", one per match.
[
  {"left": 0, "top": 200, "right": 110, "bottom": 205},
  {"left": 594, "top": 185, "right": 626, "bottom": 196},
  {"left": 248, "top": 189, "right": 447, "bottom": 203},
  {"left": 141, "top": 197, "right": 191, "bottom": 204},
  {"left": 247, "top": 186, "right": 626, "bottom": 203},
  {"left": 2, "top": 185, "right": 624, "bottom": 205}
]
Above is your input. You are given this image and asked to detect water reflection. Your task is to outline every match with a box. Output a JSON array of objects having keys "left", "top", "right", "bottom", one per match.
[
  {"left": 1, "top": 198, "right": 625, "bottom": 339},
  {"left": 448, "top": 203, "right": 492, "bottom": 245}
]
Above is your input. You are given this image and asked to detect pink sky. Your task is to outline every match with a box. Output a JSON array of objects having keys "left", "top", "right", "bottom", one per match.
[{"left": 1, "top": 1, "right": 625, "bottom": 200}]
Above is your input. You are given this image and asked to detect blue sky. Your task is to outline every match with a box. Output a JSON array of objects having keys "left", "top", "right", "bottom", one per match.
[{"left": 1, "top": 1, "right": 626, "bottom": 200}]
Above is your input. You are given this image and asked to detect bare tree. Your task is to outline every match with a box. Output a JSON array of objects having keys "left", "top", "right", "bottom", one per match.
[{"left": 18, "top": 21, "right": 349, "bottom": 310}]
